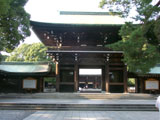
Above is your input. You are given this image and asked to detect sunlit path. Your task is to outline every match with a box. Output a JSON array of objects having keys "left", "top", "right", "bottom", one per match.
[{"left": 23, "top": 111, "right": 159, "bottom": 120}]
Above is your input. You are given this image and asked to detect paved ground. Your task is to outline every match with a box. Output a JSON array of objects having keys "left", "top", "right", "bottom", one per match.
[
  {"left": 23, "top": 111, "right": 159, "bottom": 120},
  {"left": 0, "top": 93, "right": 158, "bottom": 120},
  {"left": 0, "top": 110, "right": 35, "bottom": 120},
  {"left": 0, "top": 110, "right": 158, "bottom": 120}
]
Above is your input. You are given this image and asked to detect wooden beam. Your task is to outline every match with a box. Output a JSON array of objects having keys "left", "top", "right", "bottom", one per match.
[
  {"left": 60, "top": 82, "right": 74, "bottom": 85},
  {"left": 110, "top": 67, "right": 123, "bottom": 70},
  {"left": 109, "top": 83, "right": 124, "bottom": 85},
  {"left": 48, "top": 50, "right": 123, "bottom": 54},
  {"left": 109, "top": 63, "right": 124, "bottom": 66}
]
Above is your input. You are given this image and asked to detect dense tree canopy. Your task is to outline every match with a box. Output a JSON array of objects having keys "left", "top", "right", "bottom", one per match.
[
  {"left": 0, "top": 55, "right": 8, "bottom": 61},
  {"left": 0, "top": 0, "right": 12, "bottom": 15},
  {"left": 100, "top": 0, "right": 160, "bottom": 73},
  {"left": 0, "top": 0, "right": 30, "bottom": 53},
  {"left": 5, "top": 43, "right": 51, "bottom": 62}
]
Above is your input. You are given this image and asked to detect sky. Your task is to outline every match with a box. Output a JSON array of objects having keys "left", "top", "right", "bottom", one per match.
[
  {"left": 79, "top": 69, "right": 102, "bottom": 75},
  {"left": 23, "top": 0, "right": 104, "bottom": 44},
  {"left": 25, "top": 0, "right": 104, "bottom": 22}
]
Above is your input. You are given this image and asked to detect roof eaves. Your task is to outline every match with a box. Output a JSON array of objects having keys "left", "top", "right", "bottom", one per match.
[{"left": 30, "top": 20, "right": 124, "bottom": 28}]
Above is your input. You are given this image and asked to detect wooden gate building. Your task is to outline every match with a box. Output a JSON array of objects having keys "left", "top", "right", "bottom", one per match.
[{"left": 30, "top": 11, "right": 128, "bottom": 93}]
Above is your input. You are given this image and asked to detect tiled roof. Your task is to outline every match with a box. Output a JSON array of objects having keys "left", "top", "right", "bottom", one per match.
[
  {"left": 0, "top": 62, "right": 51, "bottom": 73},
  {"left": 149, "top": 64, "right": 160, "bottom": 74}
]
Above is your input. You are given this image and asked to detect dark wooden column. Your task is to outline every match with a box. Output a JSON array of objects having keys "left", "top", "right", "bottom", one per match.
[
  {"left": 55, "top": 61, "right": 60, "bottom": 92},
  {"left": 135, "top": 78, "right": 138, "bottom": 93},
  {"left": 74, "top": 62, "right": 78, "bottom": 92},
  {"left": 74, "top": 54, "right": 79, "bottom": 92},
  {"left": 137, "top": 78, "right": 140, "bottom": 93},
  {"left": 140, "top": 78, "right": 144, "bottom": 93},
  {"left": 102, "top": 67, "right": 105, "bottom": 91},
  {"left": 19, "top": 77, "right": 22, "bottom": 93},
  {"left": 39, "top": 77, "right": 43, "bottom": 92},
  {"left": 123, "top": 65, "right": 128, "bottom": 93},
  {"left": 105, "top": 61, "right": 110, "bottom": 93}
]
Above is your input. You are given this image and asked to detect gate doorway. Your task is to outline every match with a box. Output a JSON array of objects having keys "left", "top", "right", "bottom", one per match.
[
  {"left": 43, "top": 77, "right": 56, "bottom": 92},
  {"left": 79, "top": 68, "right": 102, "bottom": 93}
]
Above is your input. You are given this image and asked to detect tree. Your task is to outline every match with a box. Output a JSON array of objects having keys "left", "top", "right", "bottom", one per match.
[
  {"left": 128, "top": 78, "right": 135, "bottom": 86},
  {"left": 0, "top": 0, "right": 12, "bottom": 15},
  {"left": 0, "top": 0, "right": 30, "bottom": 53},
  {"left": 100, "top": 0, "right": 160, "bottom": 73},
  {"left": 5, "top": 43, "right": 51, "bottom": 62},
  {"left": 0, "top": 54, "right": 9, "bottom": 61}
]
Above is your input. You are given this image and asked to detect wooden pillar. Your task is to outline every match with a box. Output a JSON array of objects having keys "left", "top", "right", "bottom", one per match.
[
  {"left": 93, "top": 79, "right": 95, "bottom": 89},
  {"left": 136, "top": 78, "right": 140, "bottom": 93},
  {"left": 85, "top": 79, "right": 88, "bottom": 88},
  {"left": 39, "top": 78, "right": 42, "bottom": 92},
  {"left": 135, "top": 78, "right": 138, "bottom": 93},
  {"left": 74, "top": 63, "right": 78, "bottom": 92},
  {"left": 140, "top": 78, "right": 144, "bottom": 93},
  {"left": 19, "top": 77, "right": 22, "bottom": 93},
  {"left": 105, "top": 62, "right": 109, "bottom": 93},
  {"left": 55, "top": 61, "right": 60, "bottom": 92},
  {"left": 102, "top": 67, "right": 105, "bottom": 91},
  {"left": 123, "top": 65, "right": 128, "bottom": 93},
  {"left": 40, "top": 78, "right": 44, "bottom": 92}
]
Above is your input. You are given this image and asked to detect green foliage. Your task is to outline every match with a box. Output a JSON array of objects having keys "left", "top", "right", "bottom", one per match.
[
  {"left": 50, "top": 63, "right": 55, "bottom": 72},
  {"left": 0, "top": 55, "right": 9, "bottom": 61},
  {"left": 128, "top": 78, "right": 135, "bottom": 86},
  {"left": 44, "top": 77, "right": 56, "bottom": 85},
  {"left": 0, "top": 53, "right": 1, "bottom": 61},
  {"left": 154, "top": 18, "right": 160, "bottom": 42},
  {"left": 0, "top": 0, "right": 30, "bottom": 53},
  {"left": 101, "top": 0, "right": 160, "bottom": 73},
  {"left": 0, "top": 0, "right": 12, "bottom": 15},
  {"left": 100, "top": 0, "right": 160, "bottom": 20},
  {"left": 5, "top": 43, "right": 52, "bottom": 62}
]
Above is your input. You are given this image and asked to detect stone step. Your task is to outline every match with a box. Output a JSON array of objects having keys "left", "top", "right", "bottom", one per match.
[
  {"left": 0, "top": 93, "right": 157, "bottom": 99},
  {"left": 0, "top": 103, "right": 157, "bottom": 111}
]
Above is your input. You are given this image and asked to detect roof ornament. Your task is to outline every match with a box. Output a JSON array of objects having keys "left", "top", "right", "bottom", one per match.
[{"left": 75, "top": 53, "right": 78, "bottom": 61}]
